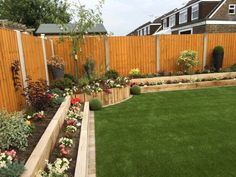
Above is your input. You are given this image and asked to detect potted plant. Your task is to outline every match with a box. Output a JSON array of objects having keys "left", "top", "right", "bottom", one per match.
[
  {"left": 213, "top": 46, "right": 224, "bottom": 72},
  {"left": 47, "top": 56, "right": 65, "bottom": 79}
]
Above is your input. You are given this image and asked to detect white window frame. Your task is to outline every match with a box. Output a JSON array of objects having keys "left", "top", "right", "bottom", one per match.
[
  {"left": 179, "top": 9, "right": 188, "bottom": 24},
  {"left": 163, "top": 18, "right": 167, "bottom": 29},
  {"left": 169, "top": 15, "right": 176, "bottom": 27},
  {"left": 229, "top": 4, "right": 236, "bottom": 14},
  {"left": 191, "top": 4, "right": 199, "bottom": 20},
  {"left": 178, "top": 28, "right": 193, "bottom": 35}
]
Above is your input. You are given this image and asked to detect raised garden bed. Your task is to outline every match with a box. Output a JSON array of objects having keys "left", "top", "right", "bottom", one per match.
[
  {"left": 21, "top": 96, "right": 71, "bottom": 177},
  {"left": 131, "top": 72, "right": 236, "bottom": 85},
  {"left": 74, "top": 86, "right": 131, "bottom": 106},
  {"left": 141, "top": 79, "right": 236, "bottom": 93}
]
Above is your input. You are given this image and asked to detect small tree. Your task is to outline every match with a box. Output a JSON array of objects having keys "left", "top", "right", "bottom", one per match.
[
  {"left": 177, "top": 50, "right": 199, "bottom": 73},
  {"left": 62, "top": 0, "right": 104, "bottom": 83}
]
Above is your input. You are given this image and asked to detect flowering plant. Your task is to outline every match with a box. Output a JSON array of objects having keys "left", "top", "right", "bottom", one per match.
[
  {"left": 38, "top": 158, "right": 70, "bottom": 177},
  {"left": 67, "top": 110, "right": 82, "bottom": 120},
  {"left": 71, "top": 98, "right": 80, "bottom": 106},
  {"left": 59, "top": 144, "right": 70, "bottom": 157},
  {"left": 129, "top": 68, "right": 141, "bottom": 78},
  {"left": 66, "top": 118, "right": 78, "bottom": 126},
  {"left": 63, "top": 87, "right": 78, "bottom": 97},
  {"left": 177, "top": 50, "right": 199, "bottom": 72},
  {"left": 47, "top": 56, "right": 64, "bottom": 69},
  {"left": 65, "top": 125, "right": 77, "bottom": 133},
  {"left": 58, "top": 137, "right": 73, "bottom": 148},
  {"left": 33, "top": 111, "right": 45, "bottom": 121},
  {"left": 0, "top": 150, "right": 16, "bottom": 168}
]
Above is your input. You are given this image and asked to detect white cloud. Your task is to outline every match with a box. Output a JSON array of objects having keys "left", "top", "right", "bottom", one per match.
[{"left": 69, "top": 0, "right": 188, "bottom": 36}]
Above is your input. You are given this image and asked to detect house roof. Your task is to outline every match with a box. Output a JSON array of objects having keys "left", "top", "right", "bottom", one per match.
[
  {"left": 35, "top": 23, "right": 107, "bottom": 35},
  {"left": 127, "top": 21, "right": 152, "bottom": 35}
]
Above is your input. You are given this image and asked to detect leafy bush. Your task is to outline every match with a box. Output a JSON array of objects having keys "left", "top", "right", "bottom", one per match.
[
  {"left": 0, "top": 161, "right": 25, "bottom": 177},
  {"left": 23, "top": 79, "right": 50, "bottom": 111},
  {"left": 83, "top": 58, "right": 95, "bottom": 80},
  {"left": 50, "top": 78, "right": 74, "bottom": 90},
  {"left": 130, "top": 86, "right": 141, "bottom": 95},
  {"left": 50, "top": 88, "right": 64, "bottom": 97},
  {"left": 213, "top": 46, "right": 224, "bottom": 54},
  {"left": 177, "top": 50, "right": 199, "bottom": 72},
  {"left": 78, "top": 77, "right": 90, "bottom": 87},
  {"left": 64, "top": 73, "right": 75, "bottom": 82},
  {"left": 105, "top": 69, "right": 119, "bottom": 79},
  {"left": 230, "top": 64, "right": 236, "bottom": 72},
  {"left": 129, "top": 68, "right": 141, "bottom": 78},
  {"left": 0, "top": 111, "right": 31, "bottom": 151},
  {"left": 89, "top": 99, "right": 102, "bottom": 111}
]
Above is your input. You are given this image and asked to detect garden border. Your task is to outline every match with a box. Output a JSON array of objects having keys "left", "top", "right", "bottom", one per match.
[
  {"left": 141, "top": 79, "right": 236, "bottom": 93},
  {"left": 21, "top": 96, "right": 71, "bottom": 177},
  {"left": 131, "top": 72, "right": 236, "bottom": 85},
  {"left": 74, "top": 86, "right": 130, "bottom": 107},
  {"left": 74, "top": 102, "right": 90, "bottom": 177}
]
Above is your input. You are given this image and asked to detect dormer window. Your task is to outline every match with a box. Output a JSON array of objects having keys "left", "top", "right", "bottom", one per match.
[
  {"left": 179, "top": 9, "right": 187, "bottom": 24},
  {"left": 163, "top": 19, "right": 167, "bottom": 29},
  {"left": 229, "top": 4, "right": 235, "bottom": 14},
  {"left": 169, "top": 15, "right": 175, "bottom": 27},
  {"left": 192, "top": 4, "right": 199, "bottom": 20}
]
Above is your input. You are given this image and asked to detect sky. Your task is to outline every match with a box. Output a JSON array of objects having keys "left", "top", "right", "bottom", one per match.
[{"left": 69, "top": 0, "right": 188, "bottom": 36}]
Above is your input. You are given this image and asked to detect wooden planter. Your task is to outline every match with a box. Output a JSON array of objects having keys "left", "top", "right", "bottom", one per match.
[
  {"left": 132, "top": 72, "right": 236, "bottom": 85},
  {"left": 21, "top": 96, "right": 71, "bottom": 177},
  {"left": 74, "top": 86, "right": 130, "bottom": 106},
  {"left": 141, "top": 79, "right": 236, "bottom": 93}
]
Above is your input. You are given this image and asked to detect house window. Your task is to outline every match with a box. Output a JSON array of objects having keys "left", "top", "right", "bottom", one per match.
[
  {"left": 143, "top": 28, "right": 147, "bottom": 35},
  {"left": 169, "top": 15, "right": 175, "bottom": 27},
  {"left": 229, "top": 4, "right": 235, "bottom": 14},
  {"left": 179, "top": 9, "right": 188, "bottom": 24},
  {"left": 146, "top": 26, "right": 149, "bottom": 35},
  {"left": 192, "top": 4, "right": 199, "bottom": 20},
  {"left": 163, "top": 19, "right": 167, "bottom": 29}
]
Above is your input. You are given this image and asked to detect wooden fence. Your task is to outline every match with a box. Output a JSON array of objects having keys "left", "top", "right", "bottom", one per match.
[
  {"left": 53, "top": 33, "right": 236, "bottom": 77},
  {"left": 1, "top": 29, "right": 236, "bottom": 112},
  {"left": 0, "top": 28, "right": 52, "bottom": 111}
]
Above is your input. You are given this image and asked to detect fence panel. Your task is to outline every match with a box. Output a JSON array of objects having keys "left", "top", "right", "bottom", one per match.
[
  {"left": 159, "top": 34, "right": 204, "bottom": 73},
  {"left": 0, "top": 29, "right": 25, "bottom": 111},
  {"left": 108, "top": 36, "right": 156, "bottom": 76},
  {"left": 206, "top": 33, "right": 236, "bottom": 68},
  {"left": 53, "top": 36, "right": 106, "bottom": 77},
  {"left": 21, "top": 34, "right": 46, "bottom": 81}
]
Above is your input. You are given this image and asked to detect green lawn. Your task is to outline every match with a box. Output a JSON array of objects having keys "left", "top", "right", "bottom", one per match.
[{"left": 95, "top": 87, "right": 236, "bottom": 177}]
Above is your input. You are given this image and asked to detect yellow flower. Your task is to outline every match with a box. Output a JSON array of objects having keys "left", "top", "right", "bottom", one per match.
[{"left": 25, "top": 120, "right": 31, "bottom": 126}]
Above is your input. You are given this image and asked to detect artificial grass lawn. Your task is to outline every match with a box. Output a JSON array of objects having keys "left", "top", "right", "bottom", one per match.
[{"left": 95, "top": 86, "right": 236, "bottom": 177}]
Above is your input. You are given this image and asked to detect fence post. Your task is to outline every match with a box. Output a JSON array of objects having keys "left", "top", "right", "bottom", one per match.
[
  {"left": 41, "top": 34, "right": 50, "bottom": 85},
  {"left": 15, "top": 30, "right": 28, "bottom": 89},
  {"left": 50, "top": 39, "right": 55, "bottom": 57},
  {"left": 104, "top": 35, "right": 110, "bottom": 71},
  {"left": 202, "top": 33, "right": 207, "bottom": 70},
  {"left": 156, "top": 35, "right": 161, "bottom": 72}
]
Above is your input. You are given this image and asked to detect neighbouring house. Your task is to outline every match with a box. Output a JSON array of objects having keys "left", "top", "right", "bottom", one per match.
[
  {"left": 127, "top": 20, "right": 162, "bottom": 36},
  {"left": 129, "top": 0, "right": 236, "bottom": 35},
  {"left": 35, "top": 23, "right": 107, "bottom": 36}
]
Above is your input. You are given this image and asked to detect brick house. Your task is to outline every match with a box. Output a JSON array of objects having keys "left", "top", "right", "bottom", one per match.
[
  {"left": 127, "top": 20, "right": 162, "bottom": 36},
  {"left": 128, "top": 0, "right": 236, "bottom": 35}
]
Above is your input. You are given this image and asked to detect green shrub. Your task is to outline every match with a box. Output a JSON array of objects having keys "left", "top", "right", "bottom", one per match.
[
  {"left": 129, "top": 68, "right": 141, "bottom": 78},
  {"left": 0, "top": 161, "right": 25, "bottom": 177},
  {"left": 50, "top": 88, "right": 64, "bottom": 97},
  {"left": 213, "top": 46, "right": 224, "bottom": 54},
  {"left": 0, "top": 111, "right": 31, "bottom": 151},
  {"left": 177, "top": 50, "right": 199, "bottom": 72},
  {"left": 78, "top": 77, "right": 90, "bottom": 87},
  {"left": 83, "top": 58, "right": 95, "bottom": 80},
  {"left": 105, "top": 69, "right": 119, "bottom": 79},
  {"left": 89, "top": 99, "right": 102, "bottom": 111},
  {"left": 230, "top": 64, "right": 236, "bottom": 72},
  {"left": 64, "top": 73, "right": 75, "bottom": 82},
  {"left": 130, "top": 86, "right": 141, "bottom": 95},
  {"left": 50, "top": 78, "right": 73, "bottom": 90}
]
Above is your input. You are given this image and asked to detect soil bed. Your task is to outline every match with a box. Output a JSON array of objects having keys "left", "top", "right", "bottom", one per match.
[{"left": 17, "top": 106, "right": 59, "bottom": 163}]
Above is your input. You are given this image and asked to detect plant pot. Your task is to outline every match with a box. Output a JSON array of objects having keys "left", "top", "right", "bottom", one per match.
[
  {"left": 52, "top": 67, "right": 64, "bottom": 79},
  {"left": 213, "top": 52, "right": 224, "bottom": 72}
]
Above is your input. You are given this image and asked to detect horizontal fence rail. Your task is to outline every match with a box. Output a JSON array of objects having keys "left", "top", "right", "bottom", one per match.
[{"left": 1, "top": 28, "right": 236, "bottom": 112}]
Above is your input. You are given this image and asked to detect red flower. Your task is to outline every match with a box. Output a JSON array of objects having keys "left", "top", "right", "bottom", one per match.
[
  {"left": 67, "top": 119, "right": 77, "bottom": 126},
  {"left": 71, "top": 98, "right": 80, "bottom": 105}
]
